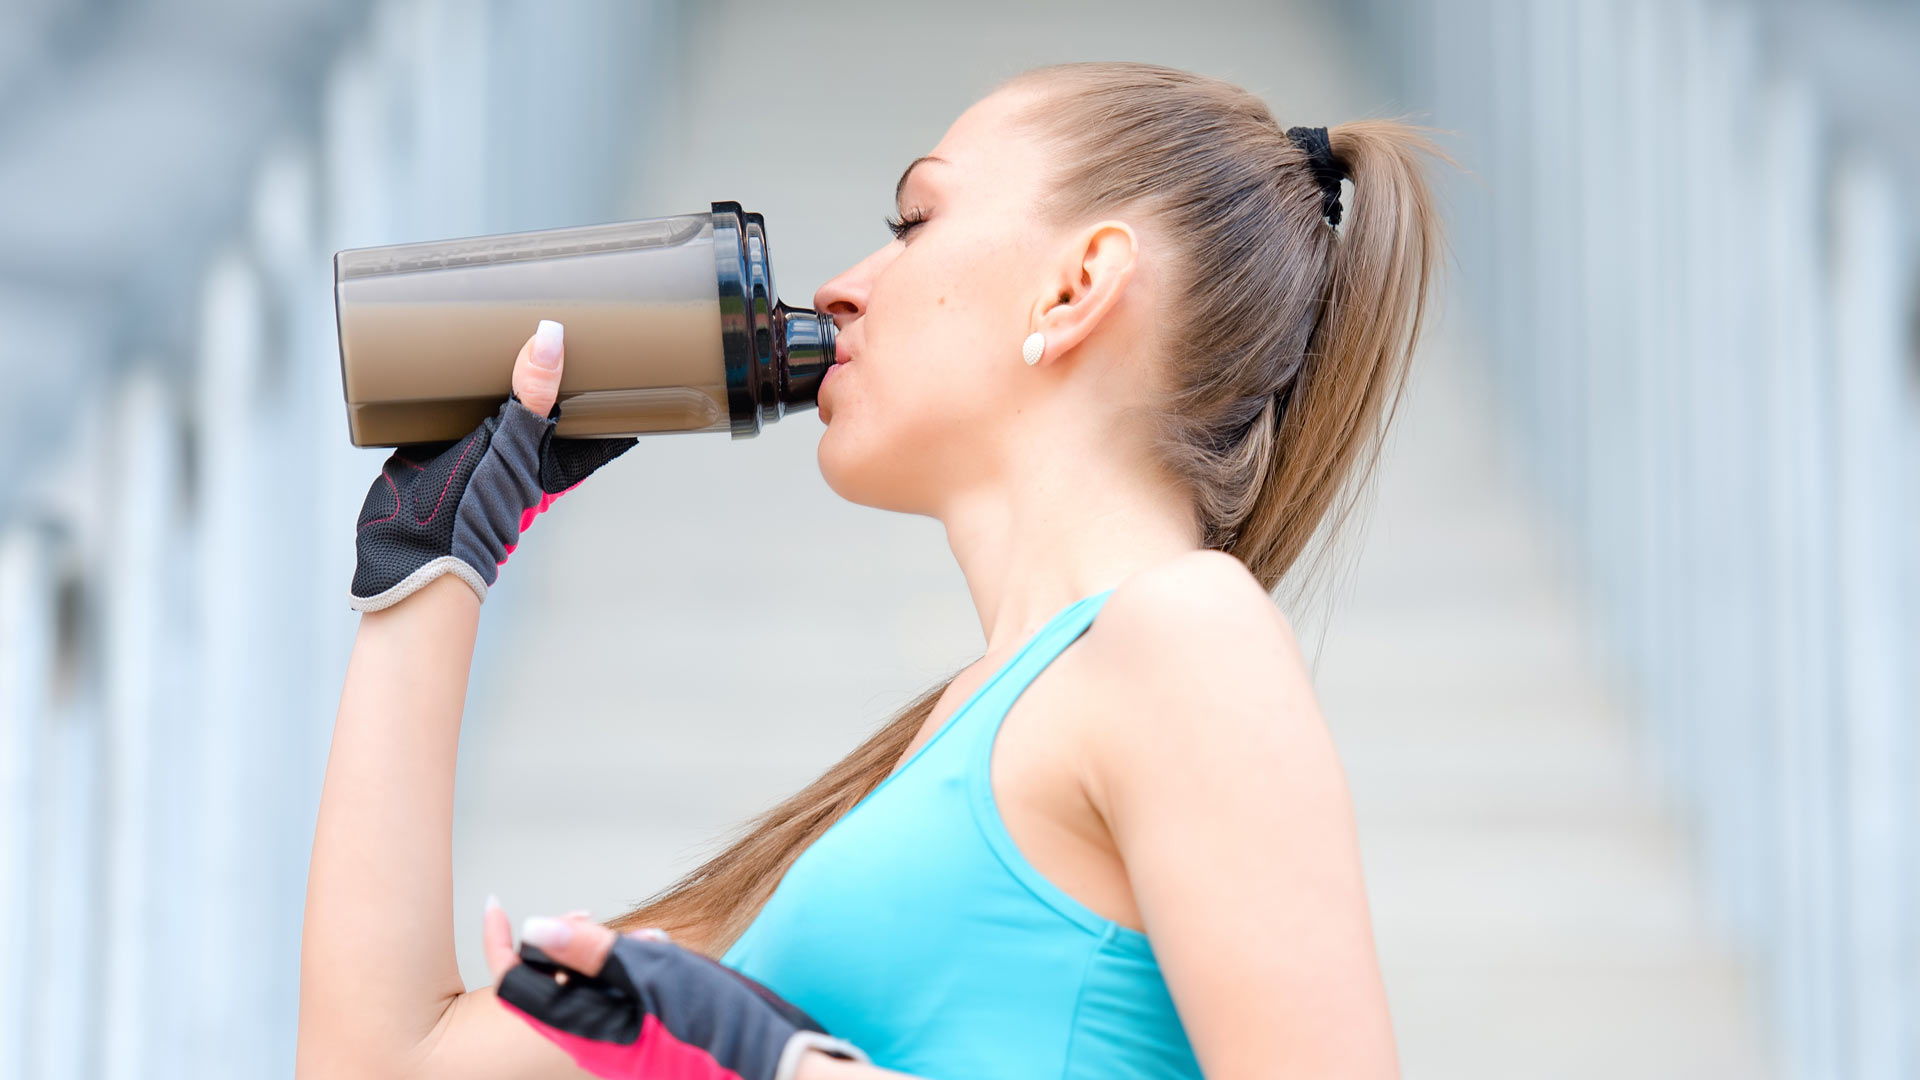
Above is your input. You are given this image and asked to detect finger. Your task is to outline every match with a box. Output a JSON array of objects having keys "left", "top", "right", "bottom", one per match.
[
  {"left": 483, "top": 894, "right": 518, "bottom": 982},
  {"left": 520, "top": 912, "right": 617, "bottom": 977},
  {"left": 512, "top": 319, "right": 565, "bottom": 418}
]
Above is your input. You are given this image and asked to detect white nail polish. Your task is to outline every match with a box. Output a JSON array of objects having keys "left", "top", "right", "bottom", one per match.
[
  {"left": 485, "top": 893, "right": 501, "bottom": 914},
  {"left": 522, "top": 915, "right": 574, "bottom": 949},
  {"left": 532, "top": 319, "right": 563, "bottom": 369}
]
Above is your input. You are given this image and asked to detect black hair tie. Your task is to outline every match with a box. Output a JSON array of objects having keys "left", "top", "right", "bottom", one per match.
[{"left": 1285, "top": 125, "right": 1349, "bottom": 227}]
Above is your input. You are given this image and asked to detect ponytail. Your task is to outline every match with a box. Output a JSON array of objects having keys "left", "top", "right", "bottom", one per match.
[{"left": 1232, "top": 119, "right": 1445, "bottom": 598}]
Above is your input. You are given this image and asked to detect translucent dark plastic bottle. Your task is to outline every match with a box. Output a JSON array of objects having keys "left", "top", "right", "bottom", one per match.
[{"left": 334, "top": 201, "right": 834, "bottom": 447}]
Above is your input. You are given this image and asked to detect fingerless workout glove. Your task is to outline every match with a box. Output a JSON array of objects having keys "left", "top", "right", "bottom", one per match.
[
  {"left": 349, "top": 392, "right": 635, "bottom": 611},
  {"left": 497, "top": 934, "right": 869, "bottom": 1080}
]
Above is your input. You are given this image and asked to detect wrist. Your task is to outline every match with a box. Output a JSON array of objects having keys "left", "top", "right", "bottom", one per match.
[
  {"left": 359, "top": 567, "right": 483, "bottom": 618},
  {"left": 352, "top": 555, "right": 488, "bottom": 614},
  {"left": 794, "top": 1048, "right": 859, "bottom": 1080},
  {"left": 779, "top": 1031, "right": 870, "bottom": 1080}
]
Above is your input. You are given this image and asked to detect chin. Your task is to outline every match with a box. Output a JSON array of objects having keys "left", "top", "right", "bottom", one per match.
[
  {"left": 815, "top": 417, "right": 936, "bottom": 516},
  {"left": 815, "top": 419, "right": 883, "bottom": 508}
]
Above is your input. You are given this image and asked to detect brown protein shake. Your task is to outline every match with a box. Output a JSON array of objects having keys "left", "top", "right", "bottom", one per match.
[{"left": 335, "top": 202, "right": 834, "bottom": 446}]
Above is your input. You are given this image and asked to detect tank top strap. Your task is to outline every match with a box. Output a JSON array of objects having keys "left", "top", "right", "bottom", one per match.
[
  {"left": 953, "top": 585, "right": 1131, "bottom": 940},
  {"left": 833, "top": 588, "right": 1122, "bottom": 826},
  {"left": 959, "top": 587, "right": 1116, "bottom": 730}
]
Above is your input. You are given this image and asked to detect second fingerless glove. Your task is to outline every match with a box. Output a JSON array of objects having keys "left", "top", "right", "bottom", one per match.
[{"left": 498, "top": 935, "right": 869, "bottom": 1080}]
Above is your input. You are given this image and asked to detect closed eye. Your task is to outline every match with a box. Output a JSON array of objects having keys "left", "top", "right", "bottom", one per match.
[{"left": 884, "top": 209, "right": 927, "bottom": 241}]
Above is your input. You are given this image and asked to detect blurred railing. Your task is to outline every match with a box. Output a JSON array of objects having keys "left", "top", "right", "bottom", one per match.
[
  {"left": 0, "top": 1, "right": 666, "bottom": 1075},
  {"left": 1344, "top": 1, "right": 1919, "bottom": 1076}
]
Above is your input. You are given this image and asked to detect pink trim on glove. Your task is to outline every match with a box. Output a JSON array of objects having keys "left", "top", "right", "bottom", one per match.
[
  {"left": 359, "top": 437, "right": 482, "bottom": 531},
  {"left": 497, "top": 998, "right": 744, "bottom": 1080},
  {"left": 497, "top": 480, "right": 588, "bottom": 568}
]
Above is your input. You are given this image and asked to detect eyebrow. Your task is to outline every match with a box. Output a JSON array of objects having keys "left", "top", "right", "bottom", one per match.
[{"left": 895, "top": 155, "right": 947, "bottom": 206}]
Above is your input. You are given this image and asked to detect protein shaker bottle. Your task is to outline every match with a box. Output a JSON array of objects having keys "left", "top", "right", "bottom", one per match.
[{"left": 333, "top": 200, "right": 835, "bottom": 447}]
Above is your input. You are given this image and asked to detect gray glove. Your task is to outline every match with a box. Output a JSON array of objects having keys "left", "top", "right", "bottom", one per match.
[{"left": 348, "top": 390, "right": 635, "bottom": 611}]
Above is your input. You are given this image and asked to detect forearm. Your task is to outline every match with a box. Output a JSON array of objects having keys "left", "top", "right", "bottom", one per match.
[{"left": 299, "top": 574, "right": 482, "bottom": 1076}]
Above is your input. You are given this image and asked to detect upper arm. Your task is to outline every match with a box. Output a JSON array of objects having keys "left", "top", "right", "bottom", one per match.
[
  {"left": 407, "top": 986, "right": 591, "bottom": 1080},
  {"left": 1080, "top": 552, "right": 1398, "bottom": 1080}
]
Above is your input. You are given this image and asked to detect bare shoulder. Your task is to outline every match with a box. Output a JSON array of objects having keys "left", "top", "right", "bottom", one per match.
[
  {"left": 1067, "top": 552, "right": 1391, "bottom": 1077},
  {"left": 1073, "top": 550, "right": 1338, "bottom": 803},
  {"left": 1087, "top": 549, "right": 1304, "bottom": 681}
]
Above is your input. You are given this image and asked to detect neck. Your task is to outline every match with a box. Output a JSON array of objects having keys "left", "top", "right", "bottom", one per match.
[{"left": 936, "top": 418, "right": 1203, "bottom": 656}]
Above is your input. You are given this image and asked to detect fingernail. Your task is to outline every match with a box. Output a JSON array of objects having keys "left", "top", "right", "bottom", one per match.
[
  {"left": 531, "top": 319, "right": 563, "bottom": 369},
  {"left": 522, "top": 915, "right": 574, "bottom": 949},
  {"left": 485, "top": 893, "right": 501, "bottom": 914},
  {"left": 562, "top": 909, "right": 592, "bottom": 921}
]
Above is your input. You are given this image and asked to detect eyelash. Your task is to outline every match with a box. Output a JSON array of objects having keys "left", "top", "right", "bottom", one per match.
[{"left": 884, "top": 209, "right": 927, "bottom": 241}]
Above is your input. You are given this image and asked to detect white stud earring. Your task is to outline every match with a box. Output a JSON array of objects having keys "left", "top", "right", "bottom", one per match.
[{"left": 1021, "top": 331, "right": 1045, "bottom": 366}]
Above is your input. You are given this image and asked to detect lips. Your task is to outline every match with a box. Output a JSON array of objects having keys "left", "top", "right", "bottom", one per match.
[
  {"left": 819, "top": 364, "right": 841, "bottom": 423},
  {"left": 820, "top": 340, "right": 854, "bottom": 423}
]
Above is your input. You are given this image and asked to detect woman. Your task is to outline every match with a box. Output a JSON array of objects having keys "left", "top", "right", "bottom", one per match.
[{"left": 299, "top": 60, "right": 1441, "bottom": 1079}]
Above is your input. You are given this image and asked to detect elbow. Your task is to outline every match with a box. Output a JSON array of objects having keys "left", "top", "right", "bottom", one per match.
[
  {"left": 295, "top": 1040, "right": 431, "bottom": 1080},
  {"left": 295, "top": 1000, "right": 446, "bottom": 1080},
  {"left": 295, "top": 1036, "right": 401, "bottom": 1080}
]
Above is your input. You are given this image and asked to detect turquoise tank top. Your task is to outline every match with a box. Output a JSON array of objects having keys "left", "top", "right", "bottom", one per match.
[{"left": 721, "top": 588, "right": 1202, "bottom": 1079}]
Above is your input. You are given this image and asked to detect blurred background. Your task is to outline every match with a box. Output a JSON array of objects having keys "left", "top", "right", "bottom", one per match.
[{"left": 0, "top": 0, "right": 1914, "bottom": 1076}]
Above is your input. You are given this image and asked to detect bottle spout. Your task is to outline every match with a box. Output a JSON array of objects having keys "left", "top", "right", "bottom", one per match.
[
  {"left": 774, "top": 301, "right": 835, "bottom": 412},
  {"left": 711, "top": 201, "right": 835, "bottom": 436}
]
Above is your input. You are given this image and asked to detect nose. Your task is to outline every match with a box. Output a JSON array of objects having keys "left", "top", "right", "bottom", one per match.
[{"left": 813, "top": 245, "right": 888, "bottom": 331}]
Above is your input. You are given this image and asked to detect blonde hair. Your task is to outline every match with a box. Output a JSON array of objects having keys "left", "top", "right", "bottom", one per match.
[{"left": 610, "top": 61, "right": 1444, "bottom": 953}]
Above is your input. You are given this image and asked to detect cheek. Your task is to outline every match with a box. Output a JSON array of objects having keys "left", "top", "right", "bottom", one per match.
[
  {"left": 866, "top": 245, "right": 1023, "bottom": 401},
  {"left": 870, "top": 259, "right": 973, "bottom": 363}
]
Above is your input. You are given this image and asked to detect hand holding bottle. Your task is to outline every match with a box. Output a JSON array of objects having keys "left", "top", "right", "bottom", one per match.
[{"left": 348, "top": 319, "right": 636, "bottom": 611}]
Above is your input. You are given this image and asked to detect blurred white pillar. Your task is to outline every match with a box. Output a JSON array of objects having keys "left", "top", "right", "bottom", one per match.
[
  {"left": 98, "top": 368, "right": 185, "bottom": 1080},
  {"left": 186, "top": 250, "right": 275, "bottom": 1077},
  {"left": 247, "top": 138, "right": 343, "bottom": 1066},
  {"left": 1572, "top": 0, "right": 1629, "bottom": 658},
  {"left": 1828, "top": 157, "right": 1916, "bottom": 1080},
  {"left": 31, "top": 391, "right": 116, "bottom": 1080},
  {"left": 1484, "top": 0, "right": 1532, "bottom": 467},
  {"left": 1755, "top": 77, "right": 1842, "bottom": 1080},
  {"left": 0, "top": 526, "right": 54, "bottom": 1080},
  {"left": 409, "top": 0, "right": 492, "bottom": 237},
  {"left": 1677, "top": 0, "right": 1719, "bottom": 884},
  {"left": 1524, "top": 1, "right": 1581, "bottom": 536},
  {"left": 1618, "top": 0, "right": 1685, "bottom": 787},
  {"left": 324, "top": 43, "right": 403, "bottom": 253}
]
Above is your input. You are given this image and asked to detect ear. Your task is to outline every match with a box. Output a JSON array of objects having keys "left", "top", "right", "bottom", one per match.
[{"left": 1028, "top": 220, "right": 1139, "bottom": 366}]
